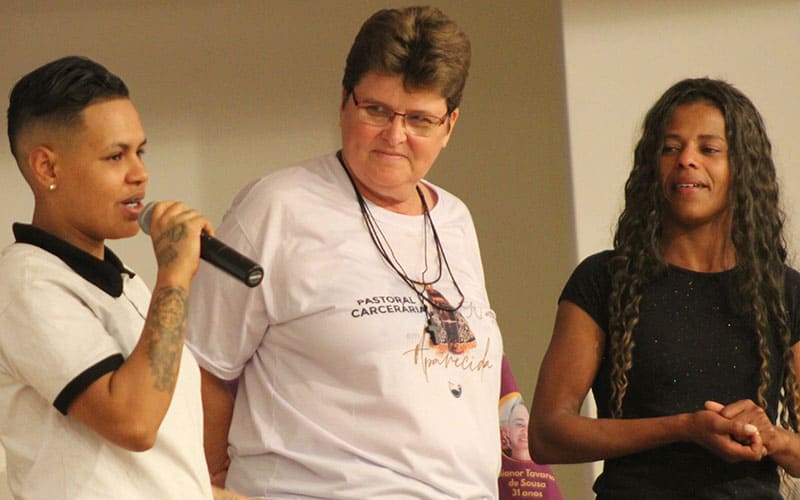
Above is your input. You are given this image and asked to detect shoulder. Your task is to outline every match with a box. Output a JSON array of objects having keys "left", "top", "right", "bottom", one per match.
[
  {"left": 782, "top": 265, "right": 800, "bottom": 343},
  {"left": 231, "top": 153, "right": 341, "bottom": 206},
  {"left": 574, "top": 250, "right": 616, "bottom": 276},
  {"left": 427, "top": 181, "right": 468, "bottom": 212},
  {"left": 221, "top": 153, "right": 345, "bottom": 224},
  {"left": 559, "top": 250, "right": 615, "bottom": 328},
  {"left": 425, "top": 181, "right": 474, "bottom": 229},
  {"left": 783, "top": 264, "right": 800, "bottom": 310},
  {"left": 213, "top": 153, "right": 350, "bottom": 255},
  {"left": 0, "top": 243, "right": 74, "bottom": 297},
  {"left": 785, "top": 264, "right": 800, "bottom": 286},
  {"left": 563, "top": 250, "right": 615, "bottom": 289},
  {"left": 783, "top": 264, "right": 800, "bottom": 307},
  {"left": 0, "top": 243, "right": 143, "bottom": 314},
  {"left": 1, "top": 240, "right": 63, "bottom": 268}
]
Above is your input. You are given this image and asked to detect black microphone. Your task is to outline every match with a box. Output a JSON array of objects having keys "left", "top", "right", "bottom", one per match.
[{"left": 138, "top": 202, "right": 264, "bottom": 287}]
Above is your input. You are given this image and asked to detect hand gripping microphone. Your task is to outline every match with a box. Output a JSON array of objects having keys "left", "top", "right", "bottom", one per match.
[{"left": 138, "top": 202, "right": 264, "bottom": 287}]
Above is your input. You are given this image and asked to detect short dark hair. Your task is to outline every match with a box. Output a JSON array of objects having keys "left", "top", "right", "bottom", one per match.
[
  {"left": 7, "top": 55, "right": 129, "bottom": 160},
  {"left": 342, "top": 6, "right": 470, "bottom": 113}
]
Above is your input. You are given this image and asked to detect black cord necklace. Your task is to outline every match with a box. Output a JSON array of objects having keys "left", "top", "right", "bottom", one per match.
[{"left": 337, "top": 151, "right": 465, "bottom": 343}]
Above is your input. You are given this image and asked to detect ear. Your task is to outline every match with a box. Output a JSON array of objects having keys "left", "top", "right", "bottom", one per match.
[
  {"left": 440, "top": 108, "right": 460, "bottom": 148},
  {"left": 27, "top": 145, "right": 58, "bottom": 191}
]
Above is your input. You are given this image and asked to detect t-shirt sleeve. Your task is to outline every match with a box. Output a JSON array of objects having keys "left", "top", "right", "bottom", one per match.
[
  {"left": 558, "top": 250, "right": 614, "bottom": 335},
  {"left": 784, "top": 265, "right": 800, "bottom": 346},
  {"left": 0, "top": 276, "right": 124, "bottom": 414},
  {"left": 186, "top": 181, "right": 272, "bottom": 381}
]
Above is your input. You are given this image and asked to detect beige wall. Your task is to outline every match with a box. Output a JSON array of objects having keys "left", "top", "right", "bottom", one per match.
[{"left": 0, "top": 0, "right": 572, "bottom": 497}]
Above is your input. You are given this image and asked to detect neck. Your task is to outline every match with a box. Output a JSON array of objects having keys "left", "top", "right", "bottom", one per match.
[
  {"left": 336, "top": 150, "right": 435, "bottom": 215},
  {"left": 353, "top": 176, "right": 427, "bottom": 215},
  {"left": 661, "top": 229, "right": 735, "bottom": 272},
  {"left": 32, "top": 205, "right": 105, "bottom": 260}
]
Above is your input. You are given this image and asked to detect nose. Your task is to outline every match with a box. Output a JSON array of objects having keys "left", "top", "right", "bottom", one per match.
[
  {"left": 127, "top": 156, "right": 149, "bottom": 185},
  {"left": 677, "top": 145, "right": 698, "bottom": 169},
  {"left": 381, "top": 114, "right": 408, "bottom": 145}
]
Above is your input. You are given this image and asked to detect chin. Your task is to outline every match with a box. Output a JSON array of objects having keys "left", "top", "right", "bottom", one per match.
[{"left": 107, "top": 224, "right": 140, "bottom": 241}]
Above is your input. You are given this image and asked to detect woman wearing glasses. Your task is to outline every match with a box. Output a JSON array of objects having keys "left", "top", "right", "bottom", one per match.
[{"left": 186, "top": 6, "right": 504, "bottom": 499}]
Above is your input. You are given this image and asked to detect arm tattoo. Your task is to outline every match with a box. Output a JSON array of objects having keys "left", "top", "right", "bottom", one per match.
[
  {"left": 155, "top": 223, "right": 187, "bottom": 268},
  {"left": 146, "top": 286, "right": 188, "bottom": 392}
]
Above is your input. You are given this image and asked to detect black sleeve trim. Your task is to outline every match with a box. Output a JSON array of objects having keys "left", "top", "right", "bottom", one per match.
[{"left": 53, "top": 354, "right": 124, "bottom": 415}]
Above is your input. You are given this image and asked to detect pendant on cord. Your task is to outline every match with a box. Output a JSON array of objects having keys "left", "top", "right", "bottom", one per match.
[{"left": 423, "top": 285, "right": 477, "bottom": 355}]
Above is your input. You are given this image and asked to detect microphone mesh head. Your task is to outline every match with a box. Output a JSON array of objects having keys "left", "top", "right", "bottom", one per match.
[{"left": 138, "top": 201, "right": 155, "bottom": 234}]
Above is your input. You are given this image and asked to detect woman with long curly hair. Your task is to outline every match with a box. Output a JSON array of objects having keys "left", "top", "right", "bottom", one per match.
[{"left": 529, "top": 78, "right": 800, "bottom": 498}]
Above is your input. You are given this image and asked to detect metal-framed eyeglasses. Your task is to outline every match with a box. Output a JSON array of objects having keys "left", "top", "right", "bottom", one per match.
[{"left": 350, "top": 92, "right": 450, "bottom": 137}]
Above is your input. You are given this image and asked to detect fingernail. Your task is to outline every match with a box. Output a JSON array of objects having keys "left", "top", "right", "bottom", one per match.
[{"left": 744, "top": 424, "right": 758, "bottom": 433}]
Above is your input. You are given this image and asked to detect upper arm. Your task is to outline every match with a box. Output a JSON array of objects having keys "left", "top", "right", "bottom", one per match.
[
  {"left": 67, "top": 371, "right": 155, "bottom": 450},
  {"left": 199, "top": 367, "right": 236, "bottom": 483},
  {"left": 1, "top": 277, "right": 125, "bottom": 411},
  {"left": 532, "top": 300, "right": 605, "bottom": 420},
  {"left": 792, "top": 342, "right": 800, "bottom": 390},
  {"left": 200, "top": 367, "right": 235, "bottom": 411}
]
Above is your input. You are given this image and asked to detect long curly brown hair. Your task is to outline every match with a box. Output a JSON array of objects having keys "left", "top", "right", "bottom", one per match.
[{"left": 607, "top": 78, "right": 798, "bottom": 432}]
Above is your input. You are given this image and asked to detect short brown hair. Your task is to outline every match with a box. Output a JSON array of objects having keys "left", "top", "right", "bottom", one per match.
[{"left": 342, "top": 6, "right": 470, "bottom": 113}]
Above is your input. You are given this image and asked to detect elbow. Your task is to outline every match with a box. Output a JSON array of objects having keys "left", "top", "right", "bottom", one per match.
[
  {"left": 120, "top": 431, "right": 158, "bottom": 452},
  {"left": 116, "top": 425, "right": 159, "bottom": 452},
  {"left": 529, "top": 444, "right": 555, "bottom": 465},
  {"left": 528, "top": 421, "right": 560, "bottom": 464},
  {"left": 528, "top": 430, "right": 548, "bottom": 464},
  {"left": 104, "top": 417, "right": 160, "bottom": 452}
]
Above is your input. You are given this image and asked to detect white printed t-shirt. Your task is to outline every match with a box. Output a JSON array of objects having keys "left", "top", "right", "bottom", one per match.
[
  {"left": 0, "top": 225, "right": 212, "bottom": 500},
  {"left": 187, "top": 153, "right": 504, "bottom": 499}
]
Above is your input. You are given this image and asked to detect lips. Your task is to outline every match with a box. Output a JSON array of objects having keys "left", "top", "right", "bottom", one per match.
[
  {"left": 373, "top": 148, "right": 408, "bottom": 160},
  {"left": 121, "top": 193, "right": 146, "bottom": 216},
  {"left": 673, "top": 182, "right": 707, "bottom": 190},
  {"left": 122, "top": 197, "right": 143, "bottom": 208}
]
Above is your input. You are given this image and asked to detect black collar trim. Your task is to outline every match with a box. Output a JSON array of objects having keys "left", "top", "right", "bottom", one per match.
[{"left": 12, "top": 223, "right": 135, "bottom": 298}]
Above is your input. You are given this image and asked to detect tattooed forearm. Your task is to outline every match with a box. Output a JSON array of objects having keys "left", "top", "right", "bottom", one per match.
[
  {"left": 154, "top": 224, "right": 187, "bottom": 268},
  {"left": 146, "top": 286, "right": 188, "bottom": 392}
]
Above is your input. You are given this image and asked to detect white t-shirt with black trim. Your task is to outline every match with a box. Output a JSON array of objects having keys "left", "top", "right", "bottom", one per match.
[{"left": 0, "top": 224, "right": 212, "bottom": 500}]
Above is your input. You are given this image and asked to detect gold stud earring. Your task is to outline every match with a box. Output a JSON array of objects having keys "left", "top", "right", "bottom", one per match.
[{"left": 49, "top": 183, "right": 56, "bottom": 191}]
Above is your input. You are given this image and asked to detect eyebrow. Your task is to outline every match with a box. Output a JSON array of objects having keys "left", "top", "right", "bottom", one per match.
[
  {"left": 663, "top": 133, "right": 726, "bottom": 142},
  {"left": 108, "top": 138, "right": 148, "bottom": 150},
  {"left": 358, "top": 95, "right": 445, "bottom": 116}
]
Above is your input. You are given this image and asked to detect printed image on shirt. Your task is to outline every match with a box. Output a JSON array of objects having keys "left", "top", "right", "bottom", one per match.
[
  {"left": 425, "top": 285, "right": 477, "bottom": 354},
  {"left": 501, "top": 397, "right": 532, "bottom": 461},
  {"left": 499, "top": 356, "right": 563, "bottom": 500}
]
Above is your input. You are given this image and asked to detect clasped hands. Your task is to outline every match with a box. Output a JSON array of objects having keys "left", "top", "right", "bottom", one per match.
[{"left": 693, "top": 399, "right": 777, "bottom": 463}]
